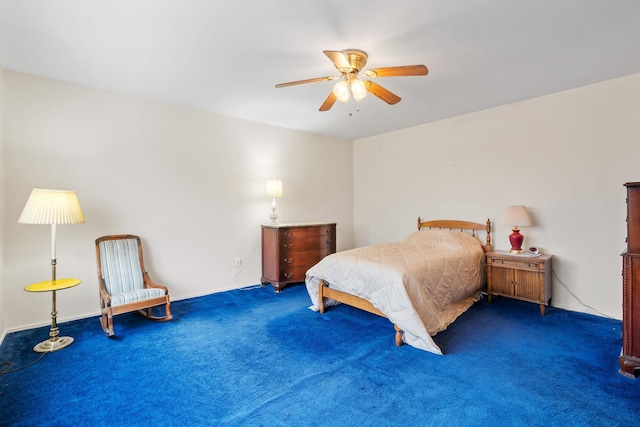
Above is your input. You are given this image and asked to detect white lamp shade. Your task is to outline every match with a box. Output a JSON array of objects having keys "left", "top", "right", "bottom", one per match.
[
  {"left": 265, "top": 179, "right": 283, "bottom": 198},
  {"left": 333, "top": 80, "right": 350, "bottom": 103},
  {"left": 500, "top": 205, "right": 532, "bottom": 227},
  {"left": 18, "top": 188, "right": 85, "bottom": 225},
  {"left": 351, "top": 79, "right": 368, "bottom": 101}
]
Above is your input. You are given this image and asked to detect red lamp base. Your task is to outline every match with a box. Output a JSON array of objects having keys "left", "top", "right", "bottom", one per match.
[{"left": 509, "top": 228, "right": 524, "bottom": 254}]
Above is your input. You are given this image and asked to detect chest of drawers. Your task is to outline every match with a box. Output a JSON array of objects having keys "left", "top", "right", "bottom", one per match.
[{"left": 261, "top": 223, "right": 336, "bottom": 292}]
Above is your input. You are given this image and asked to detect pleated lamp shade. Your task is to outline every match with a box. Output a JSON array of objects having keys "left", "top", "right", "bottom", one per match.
[{"left": 18, "top": 189, "right": 85, "bottom": 225}]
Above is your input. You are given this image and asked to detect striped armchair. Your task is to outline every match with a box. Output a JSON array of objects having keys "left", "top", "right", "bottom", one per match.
[{"left": 95, "top": 235, "right": 172, "bottom": 336}]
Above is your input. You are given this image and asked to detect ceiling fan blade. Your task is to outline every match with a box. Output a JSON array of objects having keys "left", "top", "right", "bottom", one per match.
[
  {"left": 275, "top": 76, "right": 337, "bottom": 88},
  {"left": 319, "top": 92, "right": 337, "bottom": 111},
  {"left": 365, "top": 81, "right": 401, "bottom": 105},
  {"left": 364, "top": 65, "right": 428, "bottom": 78},
  {"left": 323, "top": 50, "right": 352, "bottom": 72}
]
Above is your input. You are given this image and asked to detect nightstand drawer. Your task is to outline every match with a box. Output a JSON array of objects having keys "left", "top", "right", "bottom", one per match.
[{"left": 489, "top": 258, "right": 543, "bottom": 272}]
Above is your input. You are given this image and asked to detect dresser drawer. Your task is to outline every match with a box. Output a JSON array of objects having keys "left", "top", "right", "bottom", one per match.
[
  {"left": 277, "top": 263, "right": 320, "bottom": 282},
  {"left": 279, "top": 225, "right": 335, "bottom": 240},
  {"left": 280, "top": 235, "right": 334, "bottom": 252},
  {"left": 280, "top": 248, "right": 334, "bottom": 269}
]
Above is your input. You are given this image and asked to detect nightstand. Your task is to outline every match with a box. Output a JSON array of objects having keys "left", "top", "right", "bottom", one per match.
[{"left": 486, "top": 251, "right": 552, "bottom": 315}]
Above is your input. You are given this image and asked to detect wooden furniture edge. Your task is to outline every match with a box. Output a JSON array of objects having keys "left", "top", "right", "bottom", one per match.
[
  {"left": 319, "top": 279, "right": 403, "bottom": 346},
  {"left": 417, "top": 217, "right": 492, "bottom": 253}
]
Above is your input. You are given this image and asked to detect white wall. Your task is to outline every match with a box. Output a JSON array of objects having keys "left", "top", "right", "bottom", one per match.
[
  {"left": 1, "top": 71, "right": 354, "bottom": 332},
  {"left": 353, "top": 73, "right": 640, "bottom": 319}
]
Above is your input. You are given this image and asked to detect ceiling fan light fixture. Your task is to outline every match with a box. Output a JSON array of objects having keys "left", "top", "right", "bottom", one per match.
[
  {"left": 333, "top": 80, "right": 350, "bottom": 103},
  {"left": 351, "top": 78, "right": 367, "bottom": 101},
  {"left": 275, "top": 49, "right": 428, "bottom": 112}
]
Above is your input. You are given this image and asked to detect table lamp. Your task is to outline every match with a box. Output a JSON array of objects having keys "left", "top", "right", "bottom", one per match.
[
  {"left": 18, "top": 188, "right": 85, "bottom": 352},
  {"left": 500, "top": 205, "right": 532, "bottom": 254},
  {"left": 266, "top": 178, "right": 283, "bottom": 224}
]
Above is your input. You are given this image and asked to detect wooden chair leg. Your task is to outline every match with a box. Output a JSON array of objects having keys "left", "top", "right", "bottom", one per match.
[
  {"left": 100, "top": 310, "right": 114, "bottom": 337},
  {"left": 165, "top": 301, "right": 172, "bottom": 320}
]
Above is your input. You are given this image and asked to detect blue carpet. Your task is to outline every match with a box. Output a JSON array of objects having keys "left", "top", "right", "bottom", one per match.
[{"left": 0, "top": 283, "right": 638, "bottom": 426}]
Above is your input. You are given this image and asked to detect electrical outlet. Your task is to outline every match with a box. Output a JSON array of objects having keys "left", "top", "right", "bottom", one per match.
[{"left": 235, "top": 257, "right": 242, "bottom": 267}]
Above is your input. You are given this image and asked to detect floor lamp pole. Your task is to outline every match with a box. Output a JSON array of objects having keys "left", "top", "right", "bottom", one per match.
[
  {"left": 32, "top": 224, "right": 74, "bottom": 352},
  {"left": 49, "top": 223, "right": 59, "bottom": 344}
]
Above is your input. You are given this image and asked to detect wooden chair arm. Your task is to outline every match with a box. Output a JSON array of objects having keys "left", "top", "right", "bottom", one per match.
[
  {"left": 98, "top": 279, "right": 112, "bottom": 305},
  {"left": 143, "top": 272, "right": 169, "bottom": 294}
]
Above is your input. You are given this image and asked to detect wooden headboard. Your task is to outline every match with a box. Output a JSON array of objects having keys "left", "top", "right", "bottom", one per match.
[{"left": 417, "top": 217, "right": 492, "bottom": 253}]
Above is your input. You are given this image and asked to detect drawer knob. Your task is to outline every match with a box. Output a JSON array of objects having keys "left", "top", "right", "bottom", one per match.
[
  {"left": 284, "top": 232, "right": 294, "bottom": 238},
  {"left": 284, "top": 272, "right": 293, "bottom": 279},
  {"left": 283, "top": 258, "right": 293, "bottom": 264},
  {"left": 283, "top": 244, "right": 293, "bottom": 249}
]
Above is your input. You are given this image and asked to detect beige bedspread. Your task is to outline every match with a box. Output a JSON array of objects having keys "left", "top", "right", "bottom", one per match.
[{"left": 305, "top": 229, "right": 486, "bottom": 354}]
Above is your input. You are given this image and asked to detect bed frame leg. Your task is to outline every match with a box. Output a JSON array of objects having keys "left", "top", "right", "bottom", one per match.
[
  {"left": 318, "top": 279, "right": 326, "bottom": 314},
  {"left": 394, "top": 324, "right": 403, "bottom": 346}
]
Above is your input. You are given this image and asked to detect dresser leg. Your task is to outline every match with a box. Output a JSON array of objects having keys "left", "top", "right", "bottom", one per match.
[
  {"left": 540, "top": 304, "right": 546, "bottom": 316},
  {"left": 261, "top": 280, "right": 282, "bottom": 292},
  {"left": 619, "top": 354, "right": 640, "bottom": 379}
]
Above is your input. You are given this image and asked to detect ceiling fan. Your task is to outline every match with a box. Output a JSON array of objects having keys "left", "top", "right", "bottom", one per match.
[{"left": 275, "top": 49, "right": 428, "bottom": 111}]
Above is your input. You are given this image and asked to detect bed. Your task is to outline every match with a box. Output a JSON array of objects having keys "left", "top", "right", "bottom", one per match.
[{"left": 305, "top": 217, "right": 492, "bottom": 354}]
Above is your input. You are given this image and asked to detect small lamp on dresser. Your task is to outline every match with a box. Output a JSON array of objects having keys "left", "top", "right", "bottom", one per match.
[
  {"left": 500, "top": 205, "right": 532, "bottom": 254},
  {"left": 266, "top": 178, "right": 283, "bottom": 224}
]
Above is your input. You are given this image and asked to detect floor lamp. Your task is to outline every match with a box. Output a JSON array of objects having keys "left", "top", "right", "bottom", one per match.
[{"left": 18, "top": 188, "right": 85, "bottom": 352}]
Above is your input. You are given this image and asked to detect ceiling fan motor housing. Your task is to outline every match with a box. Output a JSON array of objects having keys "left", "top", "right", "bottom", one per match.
[{"left": 341, "top": 49, "right": 368, "bottom": 73}]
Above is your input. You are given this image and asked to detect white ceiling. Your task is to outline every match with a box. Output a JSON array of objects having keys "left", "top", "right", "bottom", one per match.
[{"left": 1, "top": 0, "right": 639, "bottom": 141}]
